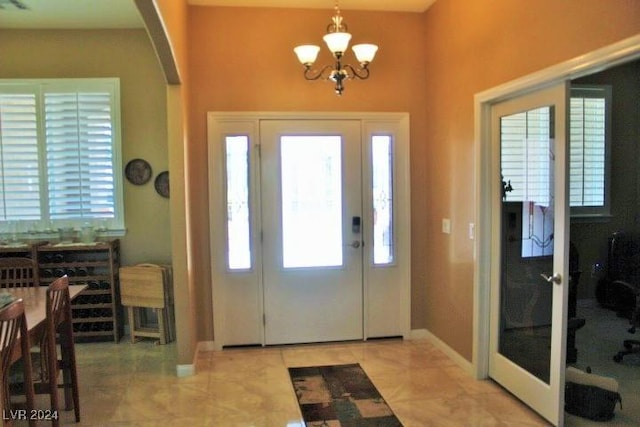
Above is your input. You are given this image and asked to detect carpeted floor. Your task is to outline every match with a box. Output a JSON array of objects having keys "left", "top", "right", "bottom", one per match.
[
  {"left": 567, "top": 299, "right": 640, "bottom": 426},
  {"left": 289, "top": 363, "right": 402, "bottom": 426}
]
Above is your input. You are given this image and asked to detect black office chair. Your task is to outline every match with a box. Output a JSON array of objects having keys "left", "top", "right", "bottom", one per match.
[
  {"left": 594, "top": 231, "right": 640, "bottom": 363},
  {"left": 613, "top": 280, "right": 640, "bottom": 363},
  {"left": 596, "top": 231, "right": 640, "bottom": 318}
]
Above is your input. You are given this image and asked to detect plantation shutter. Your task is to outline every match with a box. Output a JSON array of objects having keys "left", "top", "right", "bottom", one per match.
[
  {"left": 500, "top": 107, "right": 552, "bottom": 206},
  {"left": 501, "top": 86, "right": 609, "bottom": 215},
  {"left": 569, "top": 88, "right": 608, "bottom": 208},
  {"left": 44, "top": 91, "right": 116, "bottom": 220},
  {"left": 0, "top": 92, "right": 42, "bottom": 220}
]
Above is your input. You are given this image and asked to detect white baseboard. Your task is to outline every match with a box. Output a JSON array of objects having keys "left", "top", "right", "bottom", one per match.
[
  {"left": 409, "top": 328, "right": 429, "bottom": 340},
  {"left": 197, "top": 340, "right": 217, "bottom": 352},
  {"left": 412, "top": 328, "right": 474, "bottom": 375},
  {"left": 175, "top": 340, "right": 216, "bottom": 377}
]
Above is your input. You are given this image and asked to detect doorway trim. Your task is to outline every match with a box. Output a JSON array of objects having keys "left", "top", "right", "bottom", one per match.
[
  {"left": 208, "top": 111, "right": 411, "bottom": 350},
  {"left": 473, "top": 34, "right": 640, "bottom": 379}
]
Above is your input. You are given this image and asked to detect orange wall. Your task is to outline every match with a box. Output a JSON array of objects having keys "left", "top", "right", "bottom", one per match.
[
  {"left": 187, "top": 6, "right": 428, "bottom": 340},
  {"left": 184, "top": 1, "right": 640, "bottom": 361},
  {"left": 420, "top": 0, "right": 640, "bottom": 359}
]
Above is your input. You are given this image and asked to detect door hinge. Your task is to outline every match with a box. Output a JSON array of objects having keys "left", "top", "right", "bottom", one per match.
[
  {"left": 255, "top": 143, "right": 261, "bottom": 157},
  {"left": 263, "top": 314, "right": 266, "bottom": 325}
]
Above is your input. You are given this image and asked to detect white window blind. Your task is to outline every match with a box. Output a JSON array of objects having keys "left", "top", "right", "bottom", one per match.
[
  {"left": 45, "top": 91, "right": 116, "bottom": 220},
  {"left": 0, "top": 91, "right": 41, "bottom": 220},
  {"left": 569, "top": 86, "right": 611, "bottom": 215},
  {"left": 0, "top": 79, "right": 123, "bottom": 234},
  {"left": 501, "top": 107, "right": 552, "bottom": 206},
  {"left": 501, "top": 85, "right": 610, "bottom": 217}
]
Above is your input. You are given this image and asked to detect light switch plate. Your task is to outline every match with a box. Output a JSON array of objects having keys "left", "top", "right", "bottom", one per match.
[{"left": 442, "top": 218, "right": 451, "bottom": 234}]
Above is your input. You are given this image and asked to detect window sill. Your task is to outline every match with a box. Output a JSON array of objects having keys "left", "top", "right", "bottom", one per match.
[
  {"left": 9, "top": 228, "right": 126, "bottom": 242},
  {"left": 570, "top": 214, "right": 613, "bottom": 223}
]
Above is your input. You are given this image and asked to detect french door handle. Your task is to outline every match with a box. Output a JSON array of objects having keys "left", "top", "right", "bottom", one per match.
[
  {"left": 348, "top": 240, "right": 361, "bottom": 249},
  {"left": 540, "top": 273, "right": 562, "bottom": 285}
]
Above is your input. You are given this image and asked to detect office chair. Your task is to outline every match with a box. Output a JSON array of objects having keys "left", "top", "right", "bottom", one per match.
[
  {"left": 590, "top": 231, "right": 640, "bottom": 362},
  {"left": 613, "top": 279, "right": 640, "bottom": 363},
  {"left": 596, "top": 231, "right": 639, "bottom": 317}
]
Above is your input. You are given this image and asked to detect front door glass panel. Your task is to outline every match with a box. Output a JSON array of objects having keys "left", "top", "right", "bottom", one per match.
[
  {"left": 372, "top": 135, "right": 394, "bottom": 265},
  {"left": 225, "top": 135, "right": 251, "bottom": 270},
  {"left": 280, "top": 135, "right": 343, "bottom": 268}
]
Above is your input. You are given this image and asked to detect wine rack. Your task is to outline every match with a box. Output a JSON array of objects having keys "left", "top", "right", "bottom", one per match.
[{"left": 37, "top": 240, "right": 123, "bottom": 342}]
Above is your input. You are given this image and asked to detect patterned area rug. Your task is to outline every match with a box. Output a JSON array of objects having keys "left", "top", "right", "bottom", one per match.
[{"left": 288, "top": 363, "right": 402, "bottom": 426}]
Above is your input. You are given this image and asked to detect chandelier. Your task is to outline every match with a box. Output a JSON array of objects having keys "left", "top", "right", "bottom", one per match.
[{"left": 293, "top": 1, "right": 378, "bottom": 96}]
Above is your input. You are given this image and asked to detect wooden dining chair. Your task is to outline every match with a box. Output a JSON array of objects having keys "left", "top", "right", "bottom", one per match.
[
  {"left": 40, "top": 275, "right": 80, "bottom": 425},
  {"left": 0, "top": 258, "right": 38, "bottom": 289},
  {"left": 0, "top": 300, "right": 36, "bottom": 427},
  {"left": 11, "top": 276, "right": 80, "bottom": 426}
]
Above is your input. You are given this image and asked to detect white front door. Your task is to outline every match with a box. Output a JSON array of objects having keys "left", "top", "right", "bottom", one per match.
[
  {"left": 208, "top": 113, "right": 411, "bottom": 348},
  {"left": 489, "top": 82, "right": 570, "bottom": 426},
  {"left": 260, "top": 120, "right": 363, "bottom": 344}
]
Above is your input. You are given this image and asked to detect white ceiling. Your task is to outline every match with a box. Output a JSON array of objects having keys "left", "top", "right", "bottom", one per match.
[
  {"left": 189, "top": 0, "right": 437, "bottom": 13},
  {"left": 0, "top": 0, "right": 436, "bottom": 29},
  {"left": 0, "top": 0, "right": 144, "bottom": 29}
]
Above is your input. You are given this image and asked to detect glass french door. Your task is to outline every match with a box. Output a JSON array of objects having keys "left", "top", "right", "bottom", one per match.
[
  {"left": 260, "top": 120, "right": 364, "bottom": 345},
  {"left": 489, "top": 82, "right": 570, "bottom": 426}
]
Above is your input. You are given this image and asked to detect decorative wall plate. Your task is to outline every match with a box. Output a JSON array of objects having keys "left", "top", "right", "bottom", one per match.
[
  {"left": 154, "top": 171, "right": 170, "bottom": 198},
  {"left": 125, "top": 159, "right": 152, "bottom": 185}
]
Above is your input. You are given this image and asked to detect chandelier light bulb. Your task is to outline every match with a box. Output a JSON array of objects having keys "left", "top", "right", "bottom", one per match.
[
  {"left": 323, "top": 32, "right": 352, "bottom": 55},
  {"left": 294, "top": 45, "right": 321, "bottom": 66},
  {"left": 352, "top": 44, "right": 378, "bottom": 64}
]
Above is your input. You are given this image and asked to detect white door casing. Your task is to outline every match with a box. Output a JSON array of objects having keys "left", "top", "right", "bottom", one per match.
[
  {"left": 474, "top": 35, "right": 640, "bottom": 427},
  {"left": 208, "top": 112, "right": 411, "bottom": 349}
]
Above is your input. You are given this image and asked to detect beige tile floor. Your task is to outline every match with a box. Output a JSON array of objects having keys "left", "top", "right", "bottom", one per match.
[{"left": 15, "top": 337, "right": 554, "bottom": 426}]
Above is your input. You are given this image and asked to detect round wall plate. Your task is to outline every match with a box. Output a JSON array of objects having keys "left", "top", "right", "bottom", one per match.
[
  {"left": 125, "top": 158, "right": 152, "bottom": 185},
  {"left": 154, "top": 171, "right": 170, "bottom": 198}
]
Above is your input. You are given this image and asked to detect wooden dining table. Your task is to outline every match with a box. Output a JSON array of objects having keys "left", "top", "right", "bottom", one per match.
[
  {"left": 0, "top": 284, "right": 86, "bottom": 424},
  {"left": 4, "top": 285, "right": 87, "bottom": 363}
]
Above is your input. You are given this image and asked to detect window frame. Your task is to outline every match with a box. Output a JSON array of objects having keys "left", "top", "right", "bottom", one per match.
[{"left": 0, "top": 78, "right": 125, "bottom": 238}]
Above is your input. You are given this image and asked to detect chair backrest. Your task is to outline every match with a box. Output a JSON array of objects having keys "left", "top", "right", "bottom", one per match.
[
  {"left": 46, "top": 275, "right": 72, "bottom": 334},
  {"left": 40, "top": 275, "right": 72, "bottom": 383},
  {"left": 0, "top": 257, "right": 38, "bottom": 288},
  {"left": 608, "top": 231, "right": 640, "bottom": 284},
  {"left": 0, "top": 299, "right": 30, "bottom": 412}
]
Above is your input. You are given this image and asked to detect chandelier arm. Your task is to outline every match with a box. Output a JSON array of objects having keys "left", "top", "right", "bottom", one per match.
[
  {"left": 302, "top": 64, "right": 335, "bottom": 81},
  {"left": 342, "top": 64, "right": 371, "bottom": 80}
]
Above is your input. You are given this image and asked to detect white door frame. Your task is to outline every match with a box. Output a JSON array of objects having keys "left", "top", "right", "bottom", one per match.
[
  {"left": 208, "top": 111, "right": 411, "bottom": 350},
  {"left": 473, "top": 34, "right": 640, "bottom": 380}
]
